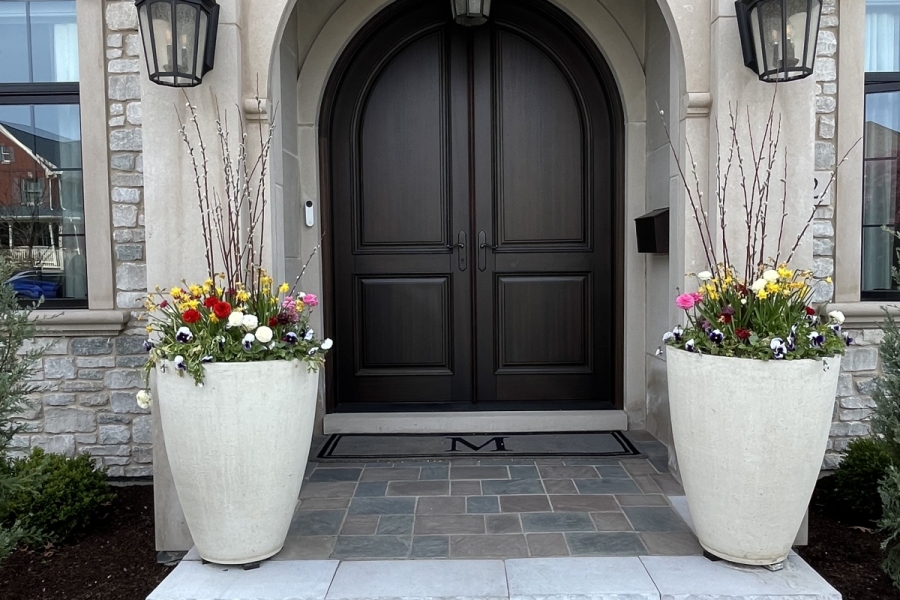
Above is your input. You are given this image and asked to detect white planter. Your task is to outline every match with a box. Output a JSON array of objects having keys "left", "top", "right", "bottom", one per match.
[
  {"left": 156, "top": 360, "right": 318, "bottom": 565},
  {"left": 666, "top": 348, "right": 840, "bottom": 566}
]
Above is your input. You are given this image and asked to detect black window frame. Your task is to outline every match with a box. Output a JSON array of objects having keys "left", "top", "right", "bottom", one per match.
[{"left": 0, "top": 0, "right": 87, "bottom": 310}]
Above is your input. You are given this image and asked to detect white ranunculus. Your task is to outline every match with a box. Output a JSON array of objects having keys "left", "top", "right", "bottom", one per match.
[
  {"left": 697, "top": 271, "right": 713, "bottom": 281},
  {"left": 242, "top": 314, "right": 259, "bottom": 331},
  {"left": 750, "top": 279, "right": 767, "bottom": 292},
  {"left": 255, "top": 326, "right": 273, "bottom": 344},
  {"left": 828, "top": 310, "right": 845, "bottom": 325},
  {"left": 136, "top": 390, "right": 152, "bottom": 409},
  {"left": 762, "top": 269, "right": 779, "bottom": 282},
  {"left": 227, "top": 311, "right": 244, "bottom": 329},
  {"left": 321, "top": 338, "right": 334, "bottom": 350}
]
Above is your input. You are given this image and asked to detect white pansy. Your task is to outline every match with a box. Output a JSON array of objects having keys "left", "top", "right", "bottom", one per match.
[
  {"left": 697, "top": 271, "right": 713, "bottom": 281},
  {"left": 255, "top": 326, "right": 274, "bottom": 344},
  {"left": 136, "top": 390, "right": 152, "bottom": 409},
  {"left": 828, "top": 310, "right": 845, "bottom": 325},
  {"left": 242, "top": 314, "right": 259, "bottom": 331},
  {"left": 750, "top": 279, "right": 767, "bottom": 292},
  {"left": 762, "top": 269, "right": 779, "bottom": 282},
  {"left": 304, "top": 328, "right": 315, "bottom": 341},
  {"left": 321, "top": 338, "right": 334, "bottom": 350},
  {"left": 227, "top": 311, "right": 244, "bottom": 329}
]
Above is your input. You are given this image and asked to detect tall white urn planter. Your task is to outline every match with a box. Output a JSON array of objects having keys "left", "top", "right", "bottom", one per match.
[
  {"left": 156, "top": 360, "right": 318, "bottom": 565},
  {"left": 666, "top": 348, "right": 840, "bottom": 566}
]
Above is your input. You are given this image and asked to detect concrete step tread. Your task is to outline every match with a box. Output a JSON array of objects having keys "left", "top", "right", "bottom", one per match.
[{"left": 147, "top": 555, "right": 840, "bottom": 600}]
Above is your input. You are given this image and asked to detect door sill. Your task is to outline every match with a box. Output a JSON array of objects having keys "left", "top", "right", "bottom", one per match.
[{"left": 323, "top": 410, "right": 628, "bottom": 434}]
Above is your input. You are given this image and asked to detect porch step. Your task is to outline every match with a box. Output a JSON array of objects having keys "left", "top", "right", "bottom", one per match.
[{"left": 147, "top": 555, "right": 840, "bottom": 600}]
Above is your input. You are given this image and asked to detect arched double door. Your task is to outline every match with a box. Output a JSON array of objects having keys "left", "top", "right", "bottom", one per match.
[{"left": 324, "top": 0, "right": 622, "bottom": 412}]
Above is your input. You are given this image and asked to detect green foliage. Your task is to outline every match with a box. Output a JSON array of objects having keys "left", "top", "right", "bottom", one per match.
[
  {"left": 833, "top": 438, "right": 893, "bottom": 524},
  {"left": 2, "top": 448, "right": 115, "bottom": 545},
  {"left": 880, "top": 467, "right": 900, "bottom": 590},
  {"left": 874, "top": 311, "right": 900, "bottom": 589},
  {"left": 875, "top": 312, "right": 900, "bottom": 466},
  {"left": 0, "top": 253, "right": 44, "bottom": 564}
]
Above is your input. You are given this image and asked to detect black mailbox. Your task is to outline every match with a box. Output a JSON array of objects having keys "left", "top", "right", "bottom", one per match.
[{"left": 635, "top": 208, "right": 669, "bottom": 254}]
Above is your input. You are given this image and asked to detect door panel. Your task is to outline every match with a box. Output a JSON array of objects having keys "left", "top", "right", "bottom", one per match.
[
  {"left": 359, "top": 33, "right": 448, "bottom": 249},
  {"left": 327, "top": 0, "right": 619, "bottom": 412},
  {"left": 496, "top": 31, "right": 587, "bottom": 247}
]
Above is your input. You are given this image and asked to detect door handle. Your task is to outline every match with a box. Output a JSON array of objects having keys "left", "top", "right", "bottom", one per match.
[
  {"left": 449, "top": 231, "right": 467, "bottom": 271},
  {"left": 478, "top": 231, "right": 496, "bottom": 272}
]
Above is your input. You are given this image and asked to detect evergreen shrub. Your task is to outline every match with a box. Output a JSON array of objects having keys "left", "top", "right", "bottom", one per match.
[{"left": 832, "top": 437, "right": 892, "bottom": 524}]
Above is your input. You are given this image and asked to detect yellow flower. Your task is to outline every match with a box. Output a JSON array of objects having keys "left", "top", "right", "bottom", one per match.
[
  {"left": 705, "top": 284, "right": 717, "bottom": 294},
  {"left": 765, "top": 282, "right": 781, "bottom": 294},
  {"left": 236, "top": 290, "right": 250, "bottom": 302},
  {"left": 189, "top": 284, "right": 202, "bottom": 297},
  {"left": 209, "top": 314, "right": 219, "bottom": 323},
  {"left": 271, "top": 297, "right": 278, "bottom": 305},
  {"left": 216, "top": 287, "right": 224, "bottom": 296},
  {"left": 261, "top": 275, "right": 273, "bottom": 286},
  {"left": 204, "top": 278, "right": 214, "bottom": 287},
  {"left": 825, "top": 276, "right": 833, "bottom": 284},
  {"left": 757, "top": 289, "right": 769, "bottom": 299},
  {"left": 145, "top": 326, "right": 153, "bottom": 333},
  {"left": 170, "top": 287, "right": 183, "bottom": 298},
  {"left": 202, "top": 283, "right": 212, "bottom": 294},
  {"left": 279, "top": 283, "right": 290, "bottom": 294},
  {"left": 777, "top": 267, "right": 793, "bottom": 279},
  {"left": 187, "top": 300, "right": 200, "bottom": 310}
]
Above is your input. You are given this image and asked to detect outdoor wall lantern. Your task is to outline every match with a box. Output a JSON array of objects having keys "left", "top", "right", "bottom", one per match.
[
  {"left": 135, "top": 0, "right": 220, "bottom": 87},
  {"left": 451, "top": 0, "right": 491, "bottom": 26},
  {"left": 735, "top": 0, "right": 822, "bottom": 82}
]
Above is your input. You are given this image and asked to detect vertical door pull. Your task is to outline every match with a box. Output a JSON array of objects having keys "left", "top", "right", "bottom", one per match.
[
  {"left": 478, "top": 231, "right": 496, "bottom": 271},
  {"left": 448, "top": 231, "right": 467, "bottom": 271}
]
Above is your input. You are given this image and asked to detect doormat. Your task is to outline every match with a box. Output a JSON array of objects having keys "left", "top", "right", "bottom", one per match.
[{"left": 316, "top": 431, "right": 640, "bottom": 460}]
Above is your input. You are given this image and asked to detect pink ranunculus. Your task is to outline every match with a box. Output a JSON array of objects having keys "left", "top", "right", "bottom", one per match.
[
  {"left": 675, "top": 293, "right": 696, "bottom": 310},
  {"left": 691, "top": 292, "right": 703, "bottom": 304},
  {"left": 303, "top": 294, "right": 319, "bottom": 307}
]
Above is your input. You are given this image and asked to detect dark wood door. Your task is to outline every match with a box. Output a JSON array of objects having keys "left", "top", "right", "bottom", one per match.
[{"left": 327, "top": 0, "right": 619, "bottom": 412}]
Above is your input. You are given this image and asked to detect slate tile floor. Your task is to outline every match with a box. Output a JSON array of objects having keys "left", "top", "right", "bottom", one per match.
[{"left": 265, "top": 432, "right": 700, "bottom": 561}]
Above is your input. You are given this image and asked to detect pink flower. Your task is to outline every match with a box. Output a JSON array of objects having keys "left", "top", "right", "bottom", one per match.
[
  {"left": 303, "top": 294, "right": 319, "bottom": 307},
  {"left": 690, "top": 292, "right": 703, "bottom": 304},
  {"left": 675, "top": 293, "right": 696, "bottom": 310}
]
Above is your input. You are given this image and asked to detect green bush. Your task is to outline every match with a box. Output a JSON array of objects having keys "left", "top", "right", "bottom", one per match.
[
  {"left": 3, "top": 448, "right": 115, "bottom": 545},
  {"left": 832, "top": 438, "right": 893, "bottom": 524},
  {"left": 875, "top": 311, "right": 900, "bottom": 589},
  {"left": 880, "top": 467, "right": 900, "bottom": 589}
]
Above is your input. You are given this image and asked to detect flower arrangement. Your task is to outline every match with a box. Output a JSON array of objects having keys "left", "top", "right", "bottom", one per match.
[
  {"left": 136, "top": 97, "right": 330, "bottom": 408},
  {"left": 661, "top": 96, "right": 858, "bottom": 361}
]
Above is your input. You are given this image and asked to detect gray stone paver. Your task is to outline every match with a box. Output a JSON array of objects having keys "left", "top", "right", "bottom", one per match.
[
  {"left": 506, "top": 557, "right": 658, "bottom": 600},
  {"left": 280, "top": 435, "right": 700, "bottom": 560}
]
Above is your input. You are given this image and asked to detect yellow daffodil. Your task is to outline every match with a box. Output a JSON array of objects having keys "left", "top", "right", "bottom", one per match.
[
  {"left": 271, "top": 297, "right": 278, "bottom": 305},
  {"left": 765, "top": 282, "right": 781, "bottom": 294},
  {"left": 170, "top": 287, "right": 183, "bottom": 298},
  {"left": 189, "top": 284, "right": 202, "bottom": 297},
  {"left": 204, "top": 278, "right": 214, "bottom": 287},
  {"left": 279, "top": 283, "right": 290, "bottom": 294},
  {"left": 209, "top": 314, "right": 219, "bottom": 323},
  {"left": 202, "top": 283, "right": 212, "bottom": 294},
  {"left": 777, "top": 267, "right": 793, "bottom": 279},
  {"left": 757, "top": 289, "right": 769, "bottom": 299},
  {"left": 236, "top": 290, "right": 250, "bottom": 302},
  {"left": 261, "top": 275, "right": 273, "bottom": 286},
  {"left": 216, "top": 287, "right": 224, "bottom": 296}
]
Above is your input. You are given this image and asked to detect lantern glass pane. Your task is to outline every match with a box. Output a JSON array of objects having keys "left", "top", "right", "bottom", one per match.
[
  {"left": 785, "top": 0, "right": 818, "bottom": 71},
  {"left": 467, "top": 0, "right": 482, "bottom": 14},
  {"left": 174, "top": 3, "right": 199, "bottom": 85},
  {"left": 196, "top": 11, "right": 208, "bottom": 74},
  {"left": 149, "top": 1, "right": 175, "bottom": 84},
  {"left": 757, "top": 1, "right": 786, "bottom": 77}
]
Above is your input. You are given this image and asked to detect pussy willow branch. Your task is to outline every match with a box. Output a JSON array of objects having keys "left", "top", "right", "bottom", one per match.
[
  {"left": 784, "top": 137, "right": 863, "bottom": 264},
  {"left": 178, "top": 106, "right": 215, "bottom": 279},
  {"left": 659, "top": 105, "right": 716, "bottom": 271},
  {"left": 289, "top": 237, "right": 324, "bottom": 298}
]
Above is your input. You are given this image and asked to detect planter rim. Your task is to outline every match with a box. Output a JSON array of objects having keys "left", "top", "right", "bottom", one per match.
[
  {"left": 665, "top": 346, "right": 842, "bottom": 366},
  {"left": 156, "top": 358, "right": 305, "bottom": 372}
]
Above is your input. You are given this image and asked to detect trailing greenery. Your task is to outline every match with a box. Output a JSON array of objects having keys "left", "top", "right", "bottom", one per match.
[
  {"left": 2, "top": 448, "right": 115, "bottom": 545},
  {"left": 832, "top": 438, "right": 892, "bottom": 525},
  {"left": 0, "top": 253, "right": 45, "bottom": 563},
  {"left": 875, "top": 311, "right": 900, "bottom": 589}
]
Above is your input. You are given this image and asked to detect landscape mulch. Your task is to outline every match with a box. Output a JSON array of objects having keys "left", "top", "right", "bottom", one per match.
[
  {"left": 1, "top": 477, "right": 899, "bottom": 599},
  {"left": 796, "top": 479, "right": 900, "bottom": 600},
  {"left": 0, "top": 484, "right": 172, "bottom": 600}
]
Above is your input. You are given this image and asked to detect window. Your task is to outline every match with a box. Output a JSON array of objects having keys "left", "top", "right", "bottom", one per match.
[{"left": 0, "top": 0, "right": 86, "bottom": 307}]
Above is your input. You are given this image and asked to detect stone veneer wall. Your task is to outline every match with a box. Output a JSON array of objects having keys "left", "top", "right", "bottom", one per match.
[
  {"left": 815, "top": 0, "right": 880, "bottom": 469},
  {"left": 8, "top": 1, "right": 152, "bottom": 477}
]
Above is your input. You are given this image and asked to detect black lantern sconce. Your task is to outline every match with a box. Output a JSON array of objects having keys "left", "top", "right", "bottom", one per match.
[
  {"left": 735, "top": 0, "right": 822, "bottom": 82},
  {"left": 451, "top": 0, "right": 491, "bottom": 26},
  {"left": 135, "top": 0, "right": 220, "bottom": 87}
]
